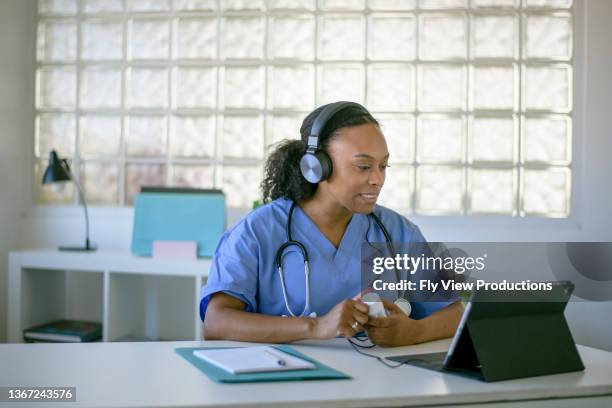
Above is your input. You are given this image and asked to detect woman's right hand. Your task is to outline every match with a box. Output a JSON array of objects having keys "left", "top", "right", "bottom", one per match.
[{"left": 312, "top": 299, "right": 369, "bottom": 339}]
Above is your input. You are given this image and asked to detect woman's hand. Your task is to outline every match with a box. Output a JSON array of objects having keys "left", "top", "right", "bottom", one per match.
[
  {"left": 364, "top": 298, "right": 424, "bottom": 347},
  {"left": 313, "top": 299, "right": 369, "bottom": 339}
]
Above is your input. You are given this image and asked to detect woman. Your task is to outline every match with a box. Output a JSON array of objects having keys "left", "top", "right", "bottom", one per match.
[{"left": 200, "top": 102, "right": 463, "bottom": 346}]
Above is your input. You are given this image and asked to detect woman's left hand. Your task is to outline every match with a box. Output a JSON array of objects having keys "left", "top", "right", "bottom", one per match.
[{"left": 364, "top": 298, "right": 424, "bottom": 347}]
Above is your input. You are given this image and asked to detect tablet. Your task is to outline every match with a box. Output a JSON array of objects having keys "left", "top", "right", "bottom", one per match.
[{"left": 388, "top": 281, "right": 584, "bottom": 382}]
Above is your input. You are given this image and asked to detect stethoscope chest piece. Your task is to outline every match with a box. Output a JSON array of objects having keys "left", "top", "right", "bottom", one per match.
[{"left": 393, "top": 297, "right": 412, "bottom": 317}]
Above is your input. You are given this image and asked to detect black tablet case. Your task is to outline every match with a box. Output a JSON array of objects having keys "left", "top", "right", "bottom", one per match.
[{"left": 389, "top": 282, "right": 584, "bottom": 382}]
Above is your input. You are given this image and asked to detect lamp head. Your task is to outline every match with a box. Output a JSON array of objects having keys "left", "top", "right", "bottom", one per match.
[{"left": 42, "top": 150, "right": 72, "bottom": 184}]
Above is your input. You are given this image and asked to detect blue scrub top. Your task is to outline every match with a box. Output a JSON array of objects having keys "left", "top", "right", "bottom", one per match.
[{"left": 199, "top": 198, "right": 457, "bottom": 322}]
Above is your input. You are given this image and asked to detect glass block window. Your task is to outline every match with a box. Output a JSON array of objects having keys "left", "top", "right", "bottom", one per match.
[{"left": 35, "top": 0, "right": 573, "bottom": 217}]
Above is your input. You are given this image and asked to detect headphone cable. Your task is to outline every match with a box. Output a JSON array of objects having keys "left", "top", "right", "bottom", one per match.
[{"left": 346, "top": 337, "right": 407, "bottom": 369}]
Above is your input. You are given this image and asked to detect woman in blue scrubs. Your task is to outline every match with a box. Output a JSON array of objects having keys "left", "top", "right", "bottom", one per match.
[{"left": 200, "top": 102, "right": 463, "bottom": 346}]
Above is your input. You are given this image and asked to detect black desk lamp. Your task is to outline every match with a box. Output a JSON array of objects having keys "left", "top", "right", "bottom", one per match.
[{"left": 42, "top": 150, "right": 97, "bottom": 251}]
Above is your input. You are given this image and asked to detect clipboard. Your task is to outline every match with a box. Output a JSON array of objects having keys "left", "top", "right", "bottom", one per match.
[{"left": 175, "top": 345, "right": 351, "bottom": 383}]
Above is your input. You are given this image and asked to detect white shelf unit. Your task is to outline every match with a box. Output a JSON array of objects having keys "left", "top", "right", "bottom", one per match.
[{"left": 7, "top": 250, "right": 211, "bottom": 343}]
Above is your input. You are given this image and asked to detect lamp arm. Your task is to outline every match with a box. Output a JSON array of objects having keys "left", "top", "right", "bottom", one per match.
[{"left": 73, "top": 176, "right": 91, "bottom": 250}]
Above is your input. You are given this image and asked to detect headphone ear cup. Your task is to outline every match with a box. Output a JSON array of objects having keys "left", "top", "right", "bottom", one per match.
[
  {"left": 299, "top": 150, "right": 333, "bottom": 184},
  {"left": 315, "top": 150, "right": 332, "bottom": 182},
  {"left": 300, "top": 153, "right": 323, "bottom": 184}
]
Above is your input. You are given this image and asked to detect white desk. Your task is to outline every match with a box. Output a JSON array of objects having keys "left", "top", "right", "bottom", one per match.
[
  {"left": 1, "top": 338, "right": 611, "bottom": 408},
  {"left": 8, "top": 250, "right": 211, "bottom": 343}
]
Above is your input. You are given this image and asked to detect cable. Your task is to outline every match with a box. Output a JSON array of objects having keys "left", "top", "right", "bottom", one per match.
[
  {"left": 349, "top": 332, "right": 376, "bottom": 347},
  {"left": 346, "top": 338, "right": 407, "bottom": 369}
]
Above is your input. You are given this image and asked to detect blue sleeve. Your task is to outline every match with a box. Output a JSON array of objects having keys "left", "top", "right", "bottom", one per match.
[{"left": 199, "top": 220, "right": 259, "bottom": 322}]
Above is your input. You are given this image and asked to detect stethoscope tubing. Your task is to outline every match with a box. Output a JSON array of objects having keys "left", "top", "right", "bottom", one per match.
[{"left": 275, "top": 201, "right": 402, "bottom": 317}]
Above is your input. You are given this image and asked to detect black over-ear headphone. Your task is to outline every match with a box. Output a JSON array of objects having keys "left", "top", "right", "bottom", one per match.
[{"left": 299, "top": 101, "right": 369, "bottom": 184}]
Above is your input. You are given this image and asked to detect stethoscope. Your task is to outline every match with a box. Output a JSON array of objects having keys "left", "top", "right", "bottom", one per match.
[{"left": 274, "top": 201, "right": 407, "bottom": 318}]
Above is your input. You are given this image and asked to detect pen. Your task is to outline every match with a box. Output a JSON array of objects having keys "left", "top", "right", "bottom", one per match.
[{"left": 264, "top": 349, "right": 287, "bottom": 366}]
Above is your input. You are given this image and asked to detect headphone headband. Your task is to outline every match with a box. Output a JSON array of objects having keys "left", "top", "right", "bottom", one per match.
[
  {"left": 300, "top": 101, "right": 369, "bottom": 184},
  {"left": 306, "top": 101, "right": 368, "bottom": 154}
]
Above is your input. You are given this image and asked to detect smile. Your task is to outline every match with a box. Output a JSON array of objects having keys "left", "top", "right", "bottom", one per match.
[{"left": 359, "top": 193, "right": 378, "bottom": 202}]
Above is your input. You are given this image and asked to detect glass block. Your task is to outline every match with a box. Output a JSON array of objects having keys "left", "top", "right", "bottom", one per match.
[
  {"left": 416, "top": 165, "right": 464, "bottom": 214},
  {"left": 172, "top": 165, "right": 214, "bottom": 188},
  {"left": 472, "top": 65, "right": 516, "bottom": 110},
  {"left": 523, "top": 115, "right": 570, "bottom": 163},
  {"left": 175, "top": 18, "right": 217, "bottom": 60},
  {"left": 38, "top": 0, "right": 77, "bottom": 14},
  {"left": 127, "top": 0, "right": 170, "bottom": 11},
  {"left": 80, "top": 67, "right": 122, "bottom": 109},
  {"left": 470, "top": 168, "right": 515, "bottom": 214},
  {"left": 125, "top": 163, "right": 167, "bottom": 205},
  {"left": 127, "top": 67, "right": 169, "bottom": 109},
  {"left": 522, "top": 168, "right": 570, "bottom": 216},
  {"left": 269, "top": 15, "right": 315, "bottom": 60},
  {"left": 417, "top": 115, "right": 464, "bottom": 163},
  {"left": 378, "top": 165, "right": 413, "bottom": 212},
  {"left": 470, "top": 116, "right": 516, "bottom": 162},
  {"left": 79, "top": 115, "right": 121, "bottom": 157},
  {"left": 524, "top": 65, "right": 571, "bottom": 111},
  {"left": 82, "top": 0, "right": 123, "bottom": 13},
  {"left": 174, "top": 67, "right": 217, "bottom": 109},
  {"left": 35, "top": 159, "right": 74, "bottom": 204},
  {"left": 221, "top": 165, "right": 263, "bottom": 208},
  {"left": 174, "top": 0, "right": 217, "bottom": 10},
  {"left": 81, "top": 162, "right": 119, "bottom": 205},
  {"left": 368, "top": 0, "right": 416, "bottom": 10},
  {"left": 268, "top": 65, "right": 315, "bottom": 110},
  {"left": 170, "top": 115, "right": 215, "bottom": 158},
  {"left": 368, "top": 14, "right": 415, "bottom": 61},
  {"left": 38, "top": 66, "right": 76, "bottom": 109},
  {"left": 471, "top": 0, "right": 517, "bottom": 6},
  {"left": 376, "top": 114, "right": 414, "bottom": 162},
  {"left": 317, "top": 64, "right": 365, "bottom": 105},
  {"left": 266, "top": 114, "right": 303, "bottom": 148},
  {"left": 471, "top": 15, "right": 517, "bottom": 59},
  {"left": 221, "top": 0, "right": 266, "bottom": 10},
  {"left": 81, "top": 19, "right": 123, "bottom": 60},
  {"left": 419, "top": 14, "right": 466, "bottom": 60},
  {"left": 367, "top": 64, "right": 414, "bottom": 111},
  {"left": 268, "top": 0, "right": 315, "bottom": 9},
  {"left": 221, "top": 17, "right": 265, "bottom": 59},
  {"left": 223, "top": 66, "right": 264, "bottom": 109},
  {"left": 320, "top": 0, "right": 365, "bottom": 10},
  {"left": 418, "top": 0, "right": 467, "bottom": 9},
  {"left": 126, "top": 115, "right": 167, "bottom": 156},
  {"left": 37, "top": 20, "right": 77, "bottom": 62},
  {"left": 525, "top": 0, "right": 572, "bottom": 8},
  {"left": 525, "top": 14, "right": 572, "bottom": 60},
  {"left": 36, "top": 114, "right": 76, "bottom": 158},
  {"left": 129, "top": 19, "right": 170, "bottom": 60},
  {"left": 418, "top": 64, "right": 466, "bottom": 111},
  {"left": 222, "top": 116, "right": 264, "bottom": 159},
  {"left": 319, "top": 16, "right": 365, "bottom": 61}
]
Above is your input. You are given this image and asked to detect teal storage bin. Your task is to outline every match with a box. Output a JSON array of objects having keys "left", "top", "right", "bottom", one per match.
[{"left": 131, "top": 189, "right": 226, "bottom": 258}]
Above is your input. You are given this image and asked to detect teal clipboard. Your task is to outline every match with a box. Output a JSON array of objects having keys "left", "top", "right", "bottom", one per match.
[{"left": 175, "top": 345, "right": 351, "bottom": 383}]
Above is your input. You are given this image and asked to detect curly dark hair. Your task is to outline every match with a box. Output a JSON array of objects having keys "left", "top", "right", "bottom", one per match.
[{"left": 261, "top": 103, "right": 379, "bottom": 203}]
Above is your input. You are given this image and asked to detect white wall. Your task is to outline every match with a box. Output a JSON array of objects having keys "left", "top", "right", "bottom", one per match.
[
  {"left": 1, "top": 1, "right": 611, "bottom": 349},
  {"left": 0, "top": 0, "right": 36, "bottom": 344}
]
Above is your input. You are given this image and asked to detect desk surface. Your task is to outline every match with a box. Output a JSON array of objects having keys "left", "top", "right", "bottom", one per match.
[{"left": 1, "top": 338, "right": 612, "bottom": 408}]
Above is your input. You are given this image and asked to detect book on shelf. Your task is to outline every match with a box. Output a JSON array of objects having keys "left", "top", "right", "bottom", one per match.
[{"left": 23, "top": 319, "right": 102, "bottom": 343}]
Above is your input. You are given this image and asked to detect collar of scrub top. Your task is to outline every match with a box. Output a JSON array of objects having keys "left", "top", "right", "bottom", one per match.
[{"left": 274, "top": 201, "right": 406, "bottom": 318}]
